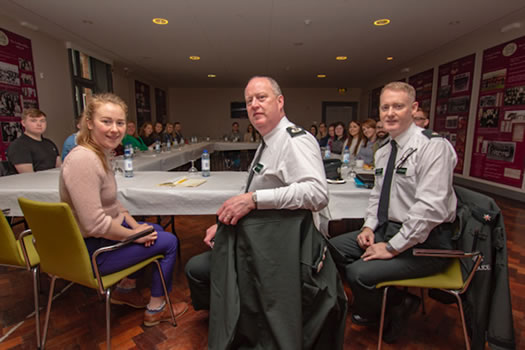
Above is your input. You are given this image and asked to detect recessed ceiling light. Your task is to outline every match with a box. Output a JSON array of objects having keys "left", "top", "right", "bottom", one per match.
[
  {"left": 189, "top": 56, "right": 201, "bottom": 61},
  {"left": 317, "top": 74, "right": 326, "bottom": 78},
  {"left": 373, "top": 19, "right": 390, "bottom": 26},
  {"left": 386, "top": 56, "right": 394, "bottom": 61},
  {"left": 152, "top": 18, "right": 168, "bottom": 25},
  {"left": 336, "top": 56, "right": 348, "bottom": 61},
  {"left": 208, "top": 74, "right": 216, "bottom": 78}
]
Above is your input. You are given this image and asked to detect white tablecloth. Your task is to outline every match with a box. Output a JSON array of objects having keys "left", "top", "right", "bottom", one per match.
[
  {"left": 0, "top": 170, "right": 371, "bottom": 218},
  {"left": 127, "top": 141, "right": 259, "bottom": 171}
]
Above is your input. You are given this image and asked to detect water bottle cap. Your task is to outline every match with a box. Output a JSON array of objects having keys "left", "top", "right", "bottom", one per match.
[{"left": 203, "top": 149, "right": 208, "bottom": 153}]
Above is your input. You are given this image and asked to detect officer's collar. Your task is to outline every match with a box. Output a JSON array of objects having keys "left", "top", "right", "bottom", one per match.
[{"left": 392, "top": 123, "right": 417, "bottom": 150}]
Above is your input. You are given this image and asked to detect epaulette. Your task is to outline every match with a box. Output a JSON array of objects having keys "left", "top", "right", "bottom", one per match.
[
  {"left": 422, "top": 129, "right": 441, "bottom": 139},
  {"left": 286, "top": 126, "right": 306, "bottom": 137}
]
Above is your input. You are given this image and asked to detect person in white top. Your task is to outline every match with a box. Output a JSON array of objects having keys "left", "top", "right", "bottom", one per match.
[{"left": 330, "top": 81, "right": 457, "bottom": 343}]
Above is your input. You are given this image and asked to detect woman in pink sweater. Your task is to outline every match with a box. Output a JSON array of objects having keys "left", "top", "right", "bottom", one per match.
[{"left": 59, "top": 93, "right": 187, "bottom": 326}]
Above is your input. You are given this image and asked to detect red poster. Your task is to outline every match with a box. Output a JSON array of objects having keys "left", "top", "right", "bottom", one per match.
[
  {"left": 471, "top": 36, "right": 525, "bottom": 188},
  {"left": 433, "top": 54, "right": 475, "bottom": 174},
  {"left": 409, "top": 68, "right": 434, "bottom": 114},
  {"left": 0, "top": 28, "right": 38, "bottom": 160}
]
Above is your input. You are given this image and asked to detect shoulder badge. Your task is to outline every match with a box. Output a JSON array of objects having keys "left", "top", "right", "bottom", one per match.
[
  {"left": 286, "top": 126, "right": 306, "bottom": 137},
  {"left": 422, "top": 129, "right": 441, "bottom": 139}
]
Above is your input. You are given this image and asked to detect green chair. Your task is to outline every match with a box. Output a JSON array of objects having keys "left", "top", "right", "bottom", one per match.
[
  {"left": 18, "top": 198, "right": 176, "bottom": 350},
  {"left": 376, "top": 249, "right": 482, "bottom": 350},
  {"left": 0, "top": 210, "right": 41, "bottom": 349}
]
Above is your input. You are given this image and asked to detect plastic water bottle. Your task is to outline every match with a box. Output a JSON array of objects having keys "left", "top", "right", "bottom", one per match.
[
  {"left": 166, "top": 137, "right": 171, "bottom": 151},
  {"left": 324, "top": 140, "right": 332, "bottom": 159},
  {"left": 202, "top": 149, "right": 210, "bottom": 177},
  {"left": 342, "top": 146, "right": 350, "bottom": 166},
  {"left": 124, "top": 145, "right": 134, "bottom": 178},
  {"left": 154, "top": 140, "right": 161, "bottom": 154}
]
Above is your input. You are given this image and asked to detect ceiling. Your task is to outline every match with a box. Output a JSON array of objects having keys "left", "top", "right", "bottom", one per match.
[{"left": 2, "top": 0, "right": 525, "bottom": 88}]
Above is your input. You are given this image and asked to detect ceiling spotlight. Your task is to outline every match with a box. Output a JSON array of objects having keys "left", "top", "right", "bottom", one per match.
[
  {"left": 336, "top": 56, "right": 348, "bottom": 61},
  {"left": 373, "top": 19, "right": 390, "bottom": 26},
  {"left": 317, "top": 74, "right": 326, "bottom": 78},
  {"left": 501, "top": 22, "right": 522, "bottom": 33},
  {"left": 208, "top": 74, "right": 216, "bottom": 78},
  {"left": 189, "top": 56, "right": 201, "bottom": 61},
  {"left": 152, "top": 18, "right": 168, "bottom": 25},
  {"left": 386, "top": 56, "right": 394, "bottom": 61}
]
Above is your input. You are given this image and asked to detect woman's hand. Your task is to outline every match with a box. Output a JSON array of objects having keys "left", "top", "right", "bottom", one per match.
[{"left": 132, "top": 224, "right": 158, "bottom": 247}]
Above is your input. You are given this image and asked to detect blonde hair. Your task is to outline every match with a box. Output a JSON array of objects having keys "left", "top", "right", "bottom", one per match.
[
  {"left": 77, "top": 93, "right": 128, "bottom": 173},
  {"left": 22, "top": 108, "right": 46, "bottom": 121},
  {"left": 381, "top": 82, "right": 416, "bottom": 103}
]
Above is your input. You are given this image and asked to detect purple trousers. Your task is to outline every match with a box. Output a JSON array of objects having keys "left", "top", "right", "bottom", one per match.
[{"left": 85, "top": 221, "right": 178, "bottom": 297}]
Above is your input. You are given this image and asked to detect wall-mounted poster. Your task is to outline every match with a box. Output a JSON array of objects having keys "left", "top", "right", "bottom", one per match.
[
  {"left": 368, "top": 86, "right": 382, "bottom": 119},
  {"left": 155, "top": 88, "right": 167, "bottom": 124},
  {"left": 408, "top": 68, "right": 434, "bottom": 114},
  {"left": 470, "top": 36, "right": 525, "bottom": 188},
  {"left": 135, "top": 80, "right": 151, "bottom": 127},
  {"left": 0, "top": 28, "right": 38, "bottom": 160},
  {"left": 432, "top": 54, "right": 475, "bottom": 174}
]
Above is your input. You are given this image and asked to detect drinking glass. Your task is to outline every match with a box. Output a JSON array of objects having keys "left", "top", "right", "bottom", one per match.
[{"left": 188, "top": 160, "right": 198, "bottom": 176}]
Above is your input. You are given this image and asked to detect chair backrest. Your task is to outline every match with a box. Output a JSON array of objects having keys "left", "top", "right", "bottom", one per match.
[
  {"left": 0, "top": 211, "right": 26, "bottom": 267},
  {"left": 18, "top": 197, "right": 98, "bottom": 289}
]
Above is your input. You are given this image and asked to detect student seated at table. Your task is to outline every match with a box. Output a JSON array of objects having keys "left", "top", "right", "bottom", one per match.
[
  {"left": 331, "top": 121, "right": 347, "bottom": 155},
  {"left": 243, "top": 124, "right": 259, "bottom": 142},
  {"left": 122, "top": 121, "right": 148, "bottom": 151},
  {"left": 356, "top": 118, "right": 377, "bottom": 166},
  {"left": 341, "top": 120, "right": 364, "bottom": 161},
  {"left": 7, "top": 108, "right": 61, "bottom": 174},
  {"left": 153, "top": 122, "right": 163, "bottom": 143},
  {"left": 60, "top": 93, "right": 187, "bottom": 326},
  {"left": 139, "top": 122, "right": 156, "bottom": 147},
  {"left": 61, "top": 115, "right": 81, "bottom": 161},
  {"left": 163, "top": 122, "right": 175, "bottom": 144},
  {"left": 174, "top": 122, "right": 185, "bottom": 144}
]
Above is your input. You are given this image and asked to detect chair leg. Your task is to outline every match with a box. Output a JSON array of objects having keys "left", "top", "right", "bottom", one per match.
[
  {"left": 420, "top": 288, "right": 426, "bottom": 315},
  {"left": 154, "top": 260, "right": 176, "bottom": 326},
  {"left": 377, "top": 287, "right": 389, "bottom": 350},
  {"left": 31, "top": 266, "right": 41, "bottom": 349},
  {"left": 41, "top": 275, "right": 57, "bottom": 350},
  {"left": 105, "top": 288, "right": 112, "bottom": 350},
  {"left": 453, "top": 292, "right": 470, "bottom": 350}
]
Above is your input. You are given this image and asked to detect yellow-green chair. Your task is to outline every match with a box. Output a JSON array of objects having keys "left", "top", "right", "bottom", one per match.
[
  {"left": 18, "top": 198, "right": 176, "bottom": 350},
  {"left": 376, "top": 249, "right": 482, "bottom": 350},
  {"left": 0, "top": 210, "right": 41, "bottom": 349}
]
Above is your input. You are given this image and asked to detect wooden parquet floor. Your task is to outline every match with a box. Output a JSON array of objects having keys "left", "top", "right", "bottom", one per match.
[{"left": 1, "top": 197, "right": 523, "bottom": 349}]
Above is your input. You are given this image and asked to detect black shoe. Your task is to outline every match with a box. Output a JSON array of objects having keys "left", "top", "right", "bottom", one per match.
[
  {"left": 351, "top": 313, "right": 378, "bottom": 327},
  {"left": 383, "top": 293, "right": 421, "bottom": 344}
]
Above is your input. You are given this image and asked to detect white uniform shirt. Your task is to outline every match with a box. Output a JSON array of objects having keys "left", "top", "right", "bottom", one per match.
[
  {"left": 364, "top": 123, "right": 457, "bottom": 253},
  {"left": 246, "top": 117, "right": 328, "bottom": 212}
]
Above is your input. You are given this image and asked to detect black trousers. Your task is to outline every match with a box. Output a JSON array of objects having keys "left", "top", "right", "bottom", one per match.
[
  {"left": 185, "top": 251, "right": 211, "bottom": 310},
  {"left": 329, "top": 221, "right": 454, "bottom": 319}
]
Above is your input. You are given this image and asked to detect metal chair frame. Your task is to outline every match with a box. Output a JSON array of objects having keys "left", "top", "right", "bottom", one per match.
[{"left": 377, "top": 249, "right": 483, "bottom": 350}]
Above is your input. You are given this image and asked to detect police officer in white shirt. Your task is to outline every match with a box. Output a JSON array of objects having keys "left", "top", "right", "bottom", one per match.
[
  {"left": 185, "top": 76, "right": 328, "bottom": 310},
  {"left": 330, "top": 82, "right": 457, "bottom": 343}
]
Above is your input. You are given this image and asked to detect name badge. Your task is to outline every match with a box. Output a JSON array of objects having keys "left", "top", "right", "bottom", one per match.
[
  {"left": 375, "top": 168, "right": 383, "bottom": 175},
  {"left": 396, "top": 167, "right": 407, "bottom": 175},
  {"left": 254, "top": 163, "right": 264, "bottom": 173}
]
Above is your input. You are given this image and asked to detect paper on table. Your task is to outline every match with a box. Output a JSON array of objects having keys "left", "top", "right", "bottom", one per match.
[{"left": 157, "top": 176, "right": 207, "bottom": 187}]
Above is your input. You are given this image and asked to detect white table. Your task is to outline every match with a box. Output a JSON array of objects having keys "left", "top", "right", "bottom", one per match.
[
  {"left": 0, "top": 171, "right": 371, "bottom": 218},
  {"left": 127, "top": 142, "right": 259, "bottom": 171}
]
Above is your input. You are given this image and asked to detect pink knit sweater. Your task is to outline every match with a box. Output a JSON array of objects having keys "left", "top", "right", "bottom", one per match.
[{"left": 59, "top": 146, "right": 126, "bottom": 238}]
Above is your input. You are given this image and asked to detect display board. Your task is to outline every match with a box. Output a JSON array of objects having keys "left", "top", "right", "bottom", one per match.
[
  {"left": 408, "top": 68, "right": 434, "bottom": 114},
  {"left": 135, "top": 80, "right": 151, "bottom": 127},
  {"left": 470, "top": 36, "right": 525, "bottom": 188},
  {"left": 0, "top": 28, "right": 38, "bottom": 160},
  {"left": 433, "top": 54, "right": 475, "bottom": 173}
]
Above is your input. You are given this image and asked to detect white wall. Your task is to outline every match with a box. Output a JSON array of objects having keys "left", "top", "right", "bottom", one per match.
[
  {"left": 361, "top": 8, "right": 525, "bottom": 198},
  {"left": 168, "top": 87, "right": 362, "bottom": 138}
]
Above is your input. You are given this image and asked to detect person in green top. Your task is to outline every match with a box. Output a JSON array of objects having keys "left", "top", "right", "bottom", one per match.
[{"left": 122, "top": 120, "right": 148, "bottom": 151}]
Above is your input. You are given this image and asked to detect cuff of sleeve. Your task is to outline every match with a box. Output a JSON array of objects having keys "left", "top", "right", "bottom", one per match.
[
  {"left": 255, "top": 189, "right": 274, "bottom": 210},
  {"left": 388, "top": 234, "right": 409, "bottom": 253},
  {"left": 363, "top": 218, "right": 378, "bottom": 232}
]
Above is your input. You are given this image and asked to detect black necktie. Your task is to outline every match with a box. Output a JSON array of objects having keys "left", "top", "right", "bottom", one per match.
[
  {"left": 377, "top": 140, "right": 397, "bottom": 226},
  {"left": 245, "top": 141, "right": 266, "bottom": 193}
]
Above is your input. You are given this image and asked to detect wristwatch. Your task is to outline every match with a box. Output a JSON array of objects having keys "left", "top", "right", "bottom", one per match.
[
  {"left": 252, "top": 191, "right": 257, "bottom": 208},
  {"left": 385, "top": 242, "right": 398, "bottom": 255}
]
